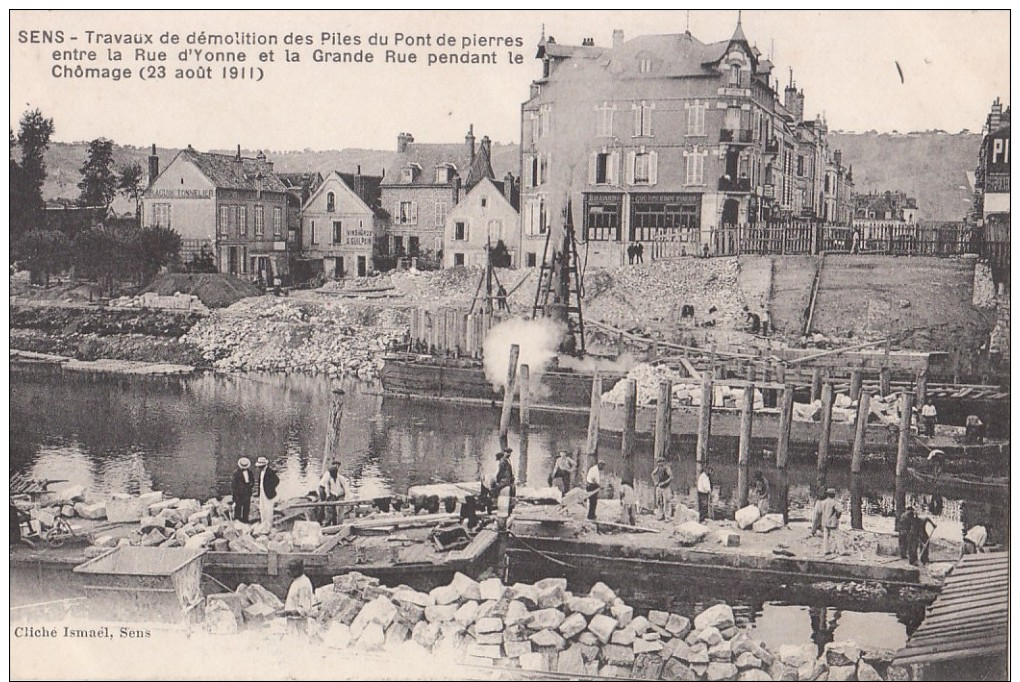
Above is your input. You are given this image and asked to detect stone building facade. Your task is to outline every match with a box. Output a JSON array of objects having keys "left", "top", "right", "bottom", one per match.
[
  {"left": 299, "top": 170, "right": 384, "bottom": 278},
  {"left": 443, "top": 175, "right": 520, "bottom": 268}
]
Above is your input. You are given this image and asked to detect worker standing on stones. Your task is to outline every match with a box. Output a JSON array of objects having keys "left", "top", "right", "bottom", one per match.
[
  {"left": 897, "top": 506, "right": 919, "bottom": 564},
  {"left": 497, "top": 284, "right": 510, "bottom": 312},
  {"left": 282, "top": 559, "right": 316, "bottom": 635},
  {"left": 318, "top": 460, "right": 351, "bottom": 527},
  {"left": 752, "top": 471, "right": 771, "bottom": 515},
  {"left": 493, "top": 448, "right": 516, "bottom": 500},
  {"left": 651, "top": 456, "right": 674, "bottom": 521},
  {"left": 697, "top": 467, "right": 714, "bottom": 522},
  {"left": 585, "top": 460, "right": 606, "bottom": 521},
  {"left": 255, "top": 456, "right": 280, "bottom": 533},
  {"left": 819, "top": 488, "right": 843, "bottom": 556},
  {"left": 548, "top": 450, "right": 577, "bottom": 493},
  {"left": 231, "top": 457, "right": 254, "bottom": 523}
]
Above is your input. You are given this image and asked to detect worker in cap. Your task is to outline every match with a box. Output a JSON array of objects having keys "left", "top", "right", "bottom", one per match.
[
  {"left": 819, "top": 487, "right": 842, "bottom": 556},
  {"left": 254, "top": 456, "right": 280, "bottom": 532},
  {"left": 548, "top": 450, "right": 577, "bottom": 494},
  {"left": 492, "top": 446, "right": 516, "bottom": 504},
  {"left": 318, "top": 460, "right": 351, "bottom": 527},
  {"left": 231, "top": 457, "right": 254, "bottom": 523},
  {"left": 283, "top": 558, "right": 315, "bottom": 635}
]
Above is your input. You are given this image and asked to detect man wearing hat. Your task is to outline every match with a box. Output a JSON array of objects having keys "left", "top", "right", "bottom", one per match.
[
  {"left": 282, "top": 559, "right": 315, "bottom": 635},
  {"left": 493, "top": 447, "right": 516, "bottom": 500},
  {"left": 231, "top": 458, "right": 254, "bottom": 523},
  {"left": 818, "top": 487, "right": 842, "bottom": 556},
  {"left": 651, "top": 455, "right": 674, "bottom": 521},
  {"left": 255, "top": 456, "right": 280, "bottom": 531},
  {"left": 318, "top": 460, "right": 351, "bottom": 526}
]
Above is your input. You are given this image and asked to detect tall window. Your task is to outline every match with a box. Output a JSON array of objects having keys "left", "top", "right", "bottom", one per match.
[
  {"left": 597, "top": 102, "right": 615, "bottom": 137},
  {"left": 273, "top": 207, "right": 282, "bottom": 236},
  {"left": 254, "top": 205, "right": 265, "bottom": 236},
  {"left": 526, "top": 154, "right": 550, "bottom": 187},
  {"left": 152, "top": 203, "right": 171, "bottom": 227},
  {"left": 539, "top": 104, "right": 552, "bottom": 138},
  {"left": 729, "top": 64, "right": 741, "bottom": 85},
  {"left": 685, "top": 149, "right": 706, "bottom": 186},
  {"left": 326, "top": 192, "right": 335, "bottom": 212},
  {"left": 634, "top": 101, "right": 653, "bottom": 137},
  {"left": 638, "top": 58, "right": 652, "bottom": 74},
  {"left": 628, "top": 149, "right": 657, "bottom": 185},
  {"left": 529, "top": 111, "right": 540, "bottom": 145},
  {"left": 310, "top": 220, "right": 318, "bottom": 245},
  {"left": 524, "top": 197, "right": 548, "bottom": 235},
  {"left": 395, "top": 201, "right": 418, "bottom": 225},
  {"left": 237, "top": 206, "right": 247, "bottom": 236},
  {"left": 687, "top": 101, "right": 706, "bottom": 136},
  {"left": 454, "top": 221, "right": 469, "bottom": 241},
  {"left": 219, "top": 205, "right": 231, "bottom": 235},
  {"left": 488, "top": 219, "right": 503, "bottom": 241},
  {"left": 434, "top": 200, "right": 447, "bottom": 227},
  {"left": 332, "top": 220, "right": 342, "bottom": 244}
]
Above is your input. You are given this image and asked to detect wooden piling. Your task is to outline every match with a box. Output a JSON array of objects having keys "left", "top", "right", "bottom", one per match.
[
  {"left": 653, "top": 380, "right": 673, "bottom": 463},
  {"left": 498, "top": 344, "right": 520, "bottom": 451},
  {"left": 850, "top": 369, "right": 863, "bottom": 402},
  {"left": 585, "top": 373, "right": 603, "bottom": 471},
  {"left": 810, "top": 367, "right": 822, "bottom": 402},
  {"left": 915, "top": 371, "right": 928, "bottom": 406},
  {"left": 321, "top": 387, "right": 345, "bottom": 472},
  {"left": 737, "top": 384, "right": 754, "bottom": 508},
  {"left": 850, "top": 391, "right": 870, "bottom": 530},
  {"left": 621, "top": 379, "right": 638, "bottom": 483},
  {"left": 776, "top": 383, "right": 794, "bottom": 523},
  {"left": 696, "top": 374, "right": 712, "bottom": 475},
  {"left": 616, "top": 331, "right": 625, "bottom": 357},
  {"left": 879, "top": 366, "right": 891, "bottom": 397},
  {"left": 518, "top": 364, "right": 530, "bottom": 486},
  {"left": 817, "top": 382, "right": 834, "bottom": 492},
  {"left": 894, "top": 392, "right": 913, "bottom": 520}
]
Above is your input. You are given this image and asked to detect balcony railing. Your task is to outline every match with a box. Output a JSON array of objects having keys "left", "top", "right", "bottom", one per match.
[
  {"left": 718, "top": 177, "right": 751, "bottom": 193},
  {"left": 720, "top": 128, "right": 753, "bottom": 143}
]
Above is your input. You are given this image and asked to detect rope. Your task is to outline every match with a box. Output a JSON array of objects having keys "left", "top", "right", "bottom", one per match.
[
  {"left": 202, "top": 572, "right": 235, "bottom": 594},
  {"left": 506, "top": 531, "right": 577, "bottom": 569}
]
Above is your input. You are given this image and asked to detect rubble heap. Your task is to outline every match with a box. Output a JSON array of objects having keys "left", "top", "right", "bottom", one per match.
[
  {"left": 182, "top": 297, "right": 407, "bottom": 379},
  {"left": 600, "top": 363, "right": 764, "bottom": 409},
  {"left": 204, "top": 571, "right": 892, "bottom": 680}
]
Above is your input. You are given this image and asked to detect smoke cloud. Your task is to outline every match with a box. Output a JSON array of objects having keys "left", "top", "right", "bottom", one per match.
[
  {"left": 483, "top": 317, "right": 564, "bottom": 390},
  {"left": 557, "top": 352, "right": 639, "bottom": 375}
]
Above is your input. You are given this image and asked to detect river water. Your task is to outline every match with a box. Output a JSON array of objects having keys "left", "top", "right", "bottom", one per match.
[{"left": 11, "top": 364, "right": 984, "bottom": 653}]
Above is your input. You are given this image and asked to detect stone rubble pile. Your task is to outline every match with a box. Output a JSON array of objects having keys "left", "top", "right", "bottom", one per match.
[
  {"left": 203, "top": 571, "right": 892, "bottom": 680},
  {"left": 322, "top": 267, "right": 533, "bottom": 310},
  {"left": 585, "top": 258, "right": 752, "bottom": 332},
  {"left": 182, "top": 297, "right": 407, "bottom": 379},
  {"left": 792, "top": 392, "right": 901, "bottom": 426},
  {"left": 109, "top": 291, "right": 210, "bottom": 313}
]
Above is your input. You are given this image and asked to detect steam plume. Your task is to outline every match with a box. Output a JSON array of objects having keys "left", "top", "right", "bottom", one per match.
[{"left": 483, "top": 317, "right": 564, "bottom": 390}]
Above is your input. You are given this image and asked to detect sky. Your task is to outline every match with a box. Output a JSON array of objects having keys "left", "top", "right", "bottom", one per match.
[{"left": 9, "top": 10, "right": 1012, "bottom": 151}]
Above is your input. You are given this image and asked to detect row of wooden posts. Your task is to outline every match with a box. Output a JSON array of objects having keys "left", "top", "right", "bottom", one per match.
[
  {"left": 495, "top": 343, "right": 917, "bottom": 525},
  {"left": 408, "top": 307, "right": 504, "bottom": 358}
]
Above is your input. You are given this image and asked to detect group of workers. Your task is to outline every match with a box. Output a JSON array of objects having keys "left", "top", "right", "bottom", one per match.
[{"left": 231, "top": 457, "right": 352, "bottom": 531}]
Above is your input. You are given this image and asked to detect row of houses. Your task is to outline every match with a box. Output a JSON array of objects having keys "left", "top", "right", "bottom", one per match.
[{"left": 139, "top": 17, "right": 854, "bottom": 279}]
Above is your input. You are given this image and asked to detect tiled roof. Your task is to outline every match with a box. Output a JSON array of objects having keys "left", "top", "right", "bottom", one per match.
[
  {"left": 893, "top": 552, "right": 1008, "bottom": 668},
  {"left": 464, "top": 142, "right": 495, "bottom": 189},
  {"left": 182, "top": 148, "right": 288, "bottom": 193},
  {"left": 382, "top": 142, "right": 473, "bottom": 187}
]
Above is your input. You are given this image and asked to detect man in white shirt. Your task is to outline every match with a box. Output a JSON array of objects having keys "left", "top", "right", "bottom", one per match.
[
  {"left": 920, "top": 401, "right": 938, "bottom": 436},
  {"left": 255, "top": 456, "right": 279, "bottom": 533},
  {"left": 585, "top": 461, "right": 606, "bottom": 521},
  {"left": 318, "top": 461, "right": 351, "bottom": 526},
  {"left": 283, "top": 559, "right": 316, "bottom": 635},
  {"left": 697, "top": 467, "right": 713, "bottom": 522}
]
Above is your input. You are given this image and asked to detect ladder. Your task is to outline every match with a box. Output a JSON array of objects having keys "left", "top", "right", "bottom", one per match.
[{"left": 531, "top": 202, "right": 586, "bottom": 355}]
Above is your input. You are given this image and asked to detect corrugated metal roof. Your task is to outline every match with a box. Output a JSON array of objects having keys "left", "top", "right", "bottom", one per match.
[{"left": 894, "top": 552, "right": 1008, "bottom": 667}]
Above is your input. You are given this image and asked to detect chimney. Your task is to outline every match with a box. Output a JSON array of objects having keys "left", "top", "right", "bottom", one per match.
[
  {"left": 235, "top": 144, "right": 242, "bottom": 161},
  {"left": 354, "top": 164, "right": 366, "bottom": 201},
  {"left": 480, "top": 135, "right": 491, "bottom": 157},
  {"left": 503, "top": 172, "right": 515, "bottom": 209},
  {"left": 148, "top": 143, "right": 159, "bottom": 186},
  {"left": 466, "top": 124, "right": 476, "bottom": 161},
  {"left": 784, "top": 83, "right": 804, "bottom": 123},
  {"left": 612, "top": 30, "right": 624, "bottom": 49},
  {"left": 397, "top": 132, "right": 414, "bottom": 153},
  {"left": 990, "top": 97, "right": 1002, "bottom": 131},
  {"left": 451, "top": 176, "right": 462, "bottom": 205}
]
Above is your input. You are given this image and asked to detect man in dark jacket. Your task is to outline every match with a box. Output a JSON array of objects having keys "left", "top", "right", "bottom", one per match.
[
  {"left": 231, "top": 457, "right": 254, "bottom": 523},
  {"left": 255, "top": 456, "right": 280, "bottom": 532},
  {"left": 897, "top": 506, "right": 919, "bottom": 565}
]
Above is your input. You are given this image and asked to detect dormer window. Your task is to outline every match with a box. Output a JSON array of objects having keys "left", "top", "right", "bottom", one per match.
[
  {"left": 434, "top": 164, "right": 454, "bottom": 184},
  {"left": 639, "top": 58, "right": 652, "bottom": 73},
  {"left": 402, "top": 164, "right": 421, "bottom": 184}
]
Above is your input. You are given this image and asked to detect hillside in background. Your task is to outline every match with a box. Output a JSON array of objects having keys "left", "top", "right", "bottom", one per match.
[
  {"left": 40, "top": 132, "right": 978, "bottom": 221},
  {"left": 830, "top": 131, "right": 981, "bottom": 222},
  {"left": 40, "top": 141, "right": 520, "bottom": 214}
]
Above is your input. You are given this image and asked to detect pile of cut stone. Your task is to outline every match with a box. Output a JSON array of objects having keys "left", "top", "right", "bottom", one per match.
[
  {"left": 204, "top": 571, "right": 890, "bottom": 680},
  {"left": 601, "top": 363, "right": 765, "bottom": 410},
  {"left": 792, "top": 392, "right": 902, "bottom": 426}
]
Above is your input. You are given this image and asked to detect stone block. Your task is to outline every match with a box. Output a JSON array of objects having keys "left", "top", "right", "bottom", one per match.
[
  {"left": 140, "top": 529, "right": 166, "bottom": 546},
  {"left": 671, "top": 639, "right": 694, "bottom": 662},
  {"left": 578, "top": 631, "right": 599, "bottom": 646},
  {"left": 720, "top": 626, "right": 739, "bottom": 640},
  {"left": 450, "top": 572, "right": 481, "bottom": 601},
  {"left": 695, "top": 604, "right": 735, "bottom": 631},
  {"left": 204, "top": 600, "right": 239, "bottom": 634},
  {"left": 559, "top": 612, "right": 587, "bottom": 639},
  {"left": 709, "top": 639, "right": 733, "bottom": 661},
  {"left": 411, "top": 620, "right": 441, "bottom": 649},
  {"left": 674, "top": 521, "right": 710, "bottom": 545},
  {"left": 453, "top": 600, "right": 479, "bottom": 627},
  {"left": 735, "top": 505, "right": 762, "bottom": 530},
  {"left": 588, "top": 613, "right": 619, "bottom": 644},
  {"left": 503, "top": 638, "right": 532, "bottom": 658},
  {"left": 717, "top": 531, "right": 741, "bottom": 547},
  {"left": 697, "top": 626, "right": 723, "bottom": 646},
  {"left": 519, "top": 652, "right": 546, "bottom": 672},
  {"left": 474, "top": 631, "right": 503, "bottom": 646},
  {"left": 537, "top": 583, "right": 567, "bottom": 609},
  {"left": 187, "top": 509, "right": 212, "bottom": 526},
  {"left": 393, "top": 588, "right": 434, "bottom": 609},
  {"left": 557, "top": 644, "right": 587, "bottom": 675},
  {"left": 601, "top": 664, "right": 633, "bottom": 678},
  {"left": 529, "top": 608, "right": 566, "bottom": 631},
  {"left": 505, "top": 600, "right": 531, "bottom": 626},
  {"left": 429, "top": 584, "right": 460, "bottom": 606},
  {"left": 737, "top": 670, "right": 773, "bottom": 681},
  {"left": 589, "top": 581, "right": 617, "bottom": 604},
  {"left": 567, "top": 595, "right": 606, "bottom": 617},
  {"left": 666, "top": 614, "right": 692, "bottom": 638},
  {"left": 322, "top": 622, "right": 352, "bottom": 649},
  {"left": 752, "top": 514, "right": 785, "bottom": 533},
  {"left": 636, "top": 638, "right": 665, "bottom": 654},
  {"left": 629, "top": 615, "right": 651, "bottom": 634},
  {"left": 735, "top": 652, "right": 763, "bottom": 669},
  {"left": 74, "top": 501, "right": 107, "bottom": 520},
  {"left": 357, "top": 622, "right": 385, "bottom": 650},
  {"left": 424, "top": 604, "right": 458, "bottom": 623},
  {"left": 183, "top": 530, "right": 215, "bottom": 549},
  {"left": 778, "top": 643, "right": 817, "bottom": 669},
  {"left": 466, "top": 643, "right": 502, "bottom": 660},
  {"left": 475, "top": 616, "right": 503, "bottom": 634},
  {"left": 291, "top": 520, "right": 323, "bottom": 550},
  {"left": 661, "top": 658, "right": 697, "bottom": 681},
  {"left": 633, "top": 652, "right": 665, "bottom": 680},
  {"left": 706, "top": 662, "right": 739, "bottom": 681},
  {"left": 530, "top": 628, "right": 567, "bottom": 650},
  {"left": 649, "top": 610, "right": 669, "bottom": 627},
  {"left": 611, "top": 603, "right": 634, "bottom": 627},
  {"left": 825, "top": 640, "right": 862, "bottom": 667},
  {"left": 106, "top": 492, "right": 163, "bottom": 523},
  {"left": 612, "top": 628, "right": 637, "bottom": 645},
  {"left": 385, "top": 621, "right": 410, "bottom": 647},
  {"left": 857, "top": 660, "right": 883, "bottom": 681},
  {"left": 602, "top": 643, "right": 636, "bottom": 667},
  {"left": 478, "top": 577, "right": 505, "bottom": 601},
  {"left": 828, "top": 665, "right": 856, "bottom": 681}
]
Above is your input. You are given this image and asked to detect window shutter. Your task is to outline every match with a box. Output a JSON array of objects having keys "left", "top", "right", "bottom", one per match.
[
  {"left": 464, "top": 221, "right": 470, "bottom": 242},
  {"left": 633, "top": 106, "right": 640, "bottom": 136},
  {"left": 626, "top": 152, "right": 636, "bottom": 185},
  {"left": 608, "top": 151, "right": 619, "bottom": 185},
  {"left": 411, "top": 202, "right": 418, "bottom": 225},
  {"left": 646, "top": 104, "right": 654, "bottom": 136},
  {"left": 545, "top": 154, "right": 551, "bottom": 185},
  {"left": 525, "top": 155, "right": 533, "bottom": 187},
  {"left": 589, "top": 152, "right": 598, "bottom": 185},
  {"left": 649, "top": 151, "right": 658, "bottom": 186}
]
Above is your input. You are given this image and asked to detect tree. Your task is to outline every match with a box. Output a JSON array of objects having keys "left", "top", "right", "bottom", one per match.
[
  {"left": 14, "top": 228, "right": 70, "bottom": 286},
  {"left": 77, "top": 137, "right": 117, "bottom": 209},
  {"left": 117, "top": 163, "right": 145, "bottom": 218},
  {"left": 134, "top": 225, "right": 181, "bottom": 281},
  {"left": 10, "top": 109, "right": 55, "bottom": 245}
]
